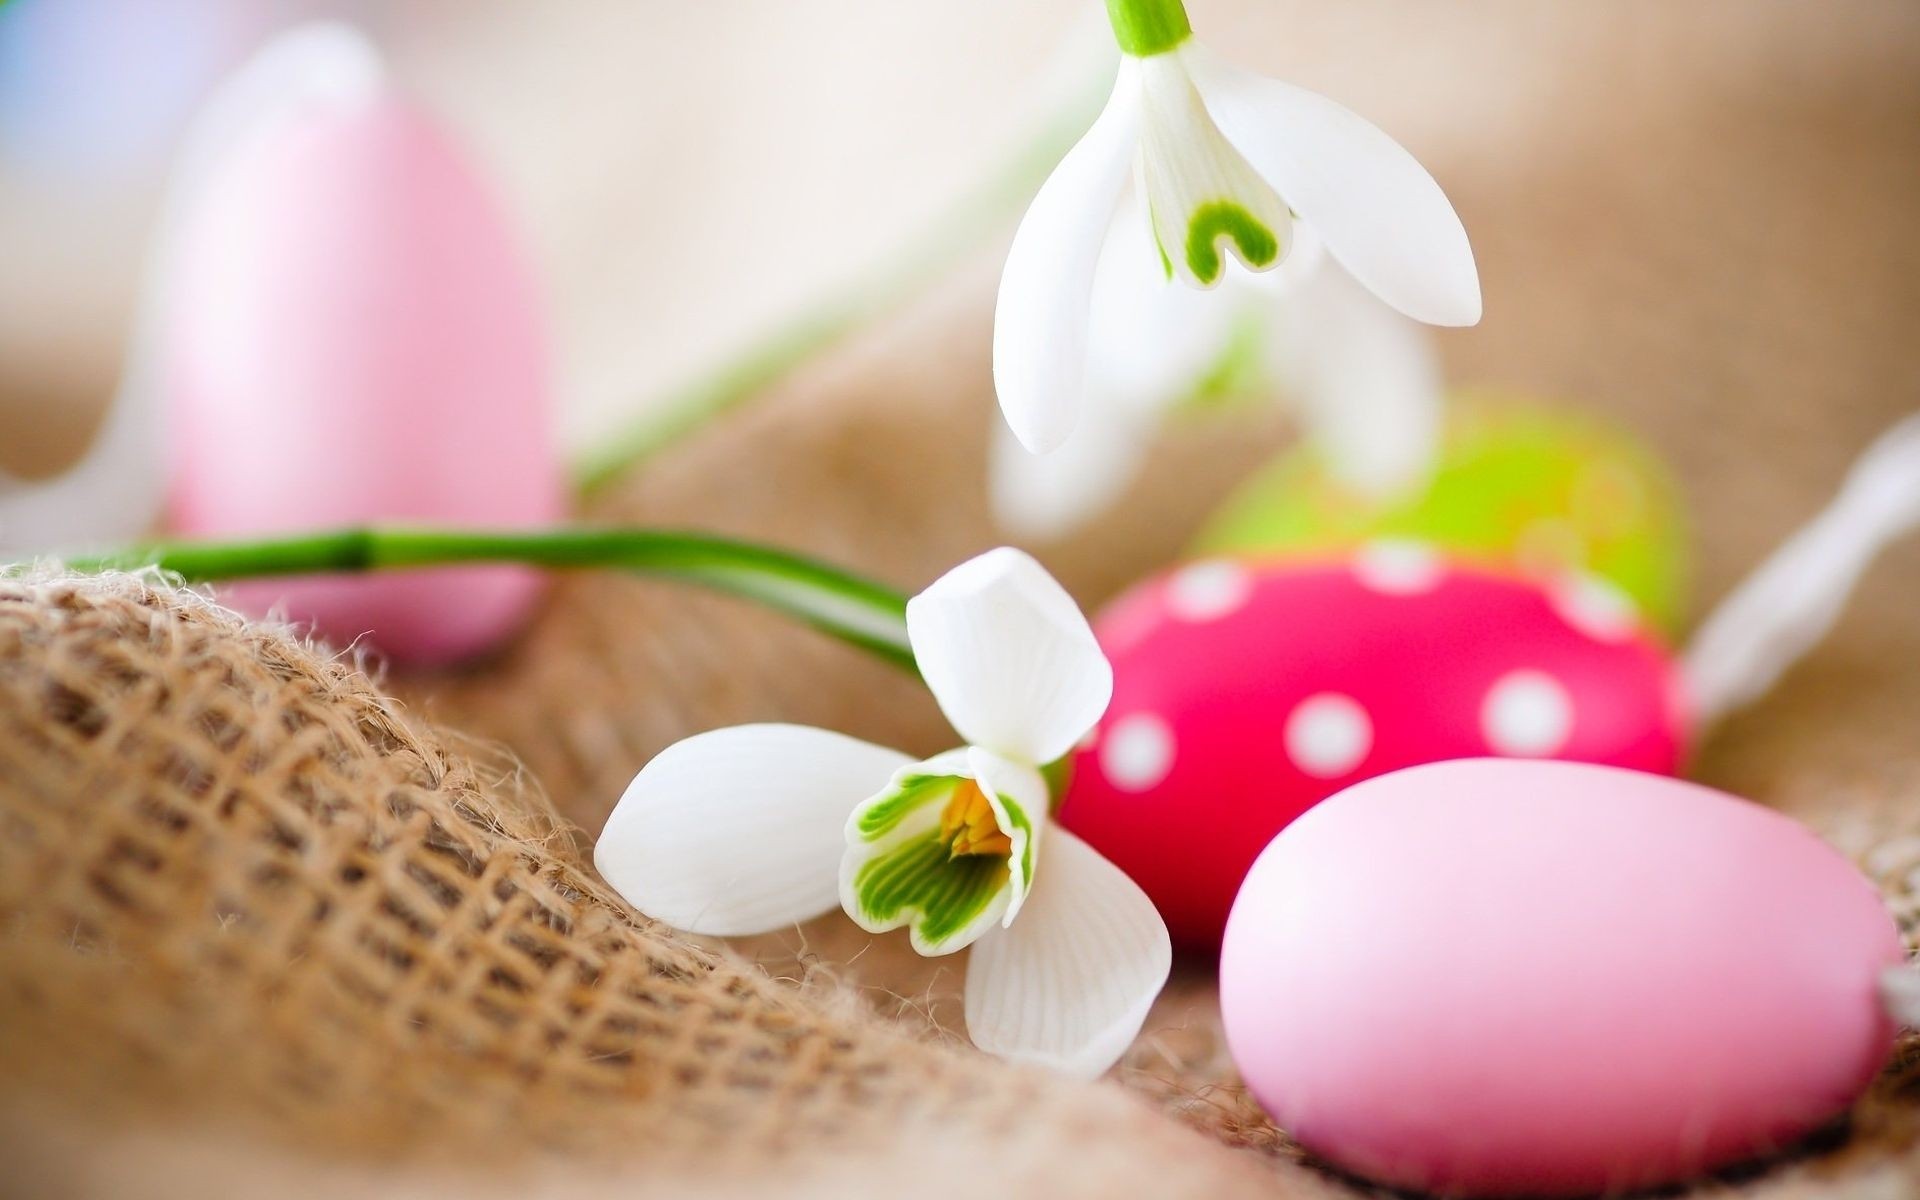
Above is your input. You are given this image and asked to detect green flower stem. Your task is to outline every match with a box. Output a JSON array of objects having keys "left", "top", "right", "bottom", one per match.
[
  {"left": 67, "top": 527, "right": 1090, "bottom": 793},
  {"left": 68, "top": 526, "right": 916, "bottom": 671},
  {"left": 570, "top": 48, "right": 1116, "bottom": 496},
  {"left": 1105, "top": 0, "right": 1192, "bottom": 57}
]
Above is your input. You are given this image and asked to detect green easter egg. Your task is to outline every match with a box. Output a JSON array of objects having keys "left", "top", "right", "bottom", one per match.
[{"left": 1196, "top": 397, "right": 1689, "bottom": 634}]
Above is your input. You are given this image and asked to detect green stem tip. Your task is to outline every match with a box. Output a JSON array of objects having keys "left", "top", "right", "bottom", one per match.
[
  {"left": 64, "top": 526, "right": 917, "bottom": 672},
  {"left": 1105, "top": 0, "right": 1193, "bottom": 57}
]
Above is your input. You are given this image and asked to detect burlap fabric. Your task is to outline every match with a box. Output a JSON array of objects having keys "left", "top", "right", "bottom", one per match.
[
  {"left": 0, "top": 569, "right": 1282, "bottom": 1199},
  {"left": 5, "top": 1, "right": 1920, "bottom": 1196}
]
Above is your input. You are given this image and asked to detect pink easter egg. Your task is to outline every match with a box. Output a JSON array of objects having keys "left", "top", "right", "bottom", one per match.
[
  {"left": 165, "top": 92, "right": 559, "bottom": 666},
  {"left": 1221, "top": 759, "right": 1904, "bottom": 1196},
  {"left": 1058, "top": 548, "right": 1687, "bottom": 950}
]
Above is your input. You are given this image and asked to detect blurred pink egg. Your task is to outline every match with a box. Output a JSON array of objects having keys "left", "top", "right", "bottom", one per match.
[
  {"left": 1222, "top": 759, "right": 1903, "bottom": 1196},
  {"left": 1059, "top": 548, "right": 1687, "bottom": 950},
  {"left": 165, "top": 87, "right": 559, "bottom": 666}
]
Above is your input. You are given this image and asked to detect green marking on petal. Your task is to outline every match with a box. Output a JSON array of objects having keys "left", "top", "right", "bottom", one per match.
[
  {"left": 1143, "top": 196, "right": 1176, "bottom": 281},
  {"left": 842, "top": 756, "right": 1043, "bottom": 953},
  {"left": 852, "top": 771, "right": 959, "bottom": 842},
  {"left": 849, "top": 830, "right": 1011, "bottom": 952},
  {"left": 1184, "top": 201, "right": 1279, "bottom": 286},
  {"left": 1135, "top": 52, "right": 1292, "bottom": 290},
  {"left": 1039, "top": 756, "right": 1075, "bottom": 812},
  {"left": 996, "top": 788, "right": 1038, "bottom": 901}
]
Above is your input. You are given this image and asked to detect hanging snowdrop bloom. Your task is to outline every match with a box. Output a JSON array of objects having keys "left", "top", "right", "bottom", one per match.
[
  {"left": 991, "top": 193, "right": 1442, "bottom": 537},
  {"left": 594, "top": 547, "right": 1171, "bottom": 1077},
  {"left": 994, "top": 0, "right": 1479, "bottom": 457}
]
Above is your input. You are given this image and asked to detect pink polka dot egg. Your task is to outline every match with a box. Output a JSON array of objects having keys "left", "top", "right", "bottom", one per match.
[{"left": 1057, "top": 544, "right": 1687, "bottom": 950}]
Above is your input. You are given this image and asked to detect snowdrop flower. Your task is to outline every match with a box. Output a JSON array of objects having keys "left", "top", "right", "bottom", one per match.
[
  {"left": 595, "top": 547, "right": 1170, "bottom": 1077},
  {"left": 992, "top": 192, "right": 1442, "bottom": 537},
  {"left": 994, "top": 0, "right": 1479, "bottom": 456}
]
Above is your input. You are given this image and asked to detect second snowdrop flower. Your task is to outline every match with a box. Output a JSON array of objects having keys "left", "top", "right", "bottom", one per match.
[
  {"left": 995, "top": 0, "right": 1480, "bottom": 454},
  {"left": 595, "top": 548, "right": 1171, "bottom": 1078},
  {"left": 991, "top": 205, "right": 1444, "bottom": 539}
]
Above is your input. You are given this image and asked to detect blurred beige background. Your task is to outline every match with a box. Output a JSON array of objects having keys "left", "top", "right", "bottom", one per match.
[
  {"left": 0, "top": 0, "right": 1091, "bottom": 472},
  {"left": 6, "top": 6, "right": 1920, "bottom": 1196},
  {"left": 14, "top": 0, "right": 1912, "bottom": 482}
]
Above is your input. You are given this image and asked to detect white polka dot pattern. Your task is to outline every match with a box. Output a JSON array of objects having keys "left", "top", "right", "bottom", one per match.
[
  {"left": 1352, "top": 540, "right": 1445, "bottom": 596},
  {"left": 1482, "top": 670, "right": 1575, "bottom": 757},
  {"left": 1100, "top": 713, "right": 1176, "bottom": 792},
  {"left": 1165, "top": 560, "right": 1254, "bottom": 622},
  {"left": 1284, "top": 693, "right": 1374, "bottom": 779},
  {"left": 1552, "top": 574, "right": 1640, "bottom": 643}
]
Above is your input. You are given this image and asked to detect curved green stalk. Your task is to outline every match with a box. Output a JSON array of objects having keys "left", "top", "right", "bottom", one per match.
[
  {"left": 1104, "top": 0, "right": 1192, "bottom": 57},
  {"left": 570, "top": 48, "right": 1116, "bottom": 496},
  {"left": 67, "top": 526, "right": 916, "bottom": 671}
]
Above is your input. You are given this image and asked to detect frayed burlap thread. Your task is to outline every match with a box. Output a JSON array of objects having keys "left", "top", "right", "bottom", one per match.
[
  {"left": 0, "top": 570, "right": 1275, "bottom": 1198},
  {"left": 4, "top": 2, "right": 1920, "bottom": 1197},
  {"left": 402, "top": 3, "right": 1920, "bottom": 1196}
]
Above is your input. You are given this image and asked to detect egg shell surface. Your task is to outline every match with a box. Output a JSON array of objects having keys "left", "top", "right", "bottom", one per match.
[
  {"left": 1221, "top": 758, "right": 1904, "bottom": 1197},
  {"left": 1196, "top": 400, "right": 1690, "bottom": 634},
  {"left": 166, "top": 96, "right": 560, "bottom": 666},
  {"left": 1059, "top": 553, "right": 1685, "bottom": 950}
]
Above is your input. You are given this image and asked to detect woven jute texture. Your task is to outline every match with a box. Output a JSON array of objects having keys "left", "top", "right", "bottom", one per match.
[
  {"left": 0, "top": 570, "right": 1279, "bottom": 1199},
  {"left": 4, "top": 1, "right": 1920, "bottom": 1196}
]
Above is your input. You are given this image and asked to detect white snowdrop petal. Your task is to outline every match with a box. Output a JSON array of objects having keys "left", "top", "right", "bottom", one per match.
[
  {"left": 1683, "top": 413, "right": 1920, "bottom": 726},
  {"left": 1132, "top": 52, "right": 1292, "bottom": 290},
  {"left": 1481, "top": 670, "right": 1576, "bottom": 758},
  {"left": 907, "top": 548, "right": 1114, "bottom": 766},
  {"left": 990, "top": 185, "right": 1263, "bottom": 542},
  {"left": 595, "top": 724, "right": 911, "bottom": 937},
  {"left": 987, "top": 402, "right": 1157, "bottom": 541},
  {"left": 966, "top": 747, "right": 1051, "bottom": 927},
  {"left": 994, "top": 67, "right": 1144, "bottom": 454},
  {"left": 1278, "top": 262, "right": 1445, "bottom": 496},
  {"left": 1086, "top": 189, "right": 1247, "bottom": 418},
  {"left": 1184, "top": 44, "right": 1481, "bottom": 328},
  {"left": 964, "top": 827, "right": 1172, "bottom": 1078}
]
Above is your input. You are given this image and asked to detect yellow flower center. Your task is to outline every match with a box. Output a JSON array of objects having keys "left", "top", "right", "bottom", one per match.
[{"left": 939, "top": 779, "right": 1013, "bottom": 859}]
